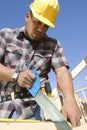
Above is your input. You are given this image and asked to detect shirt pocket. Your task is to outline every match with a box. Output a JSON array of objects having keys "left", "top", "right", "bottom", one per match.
[
  {"left": 5, "top": 44, "right": 23, "bottom": 67},
  {"left": 34, "top": 50, "right": 52, "bottom": 70},
  {"left": 35, "top": 50, "right": 52, "bottom": 58}
]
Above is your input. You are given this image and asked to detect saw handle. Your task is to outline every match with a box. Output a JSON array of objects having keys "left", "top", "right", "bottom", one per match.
[{"left": 27, "top": 70, "right": 40, "bottom": 97}]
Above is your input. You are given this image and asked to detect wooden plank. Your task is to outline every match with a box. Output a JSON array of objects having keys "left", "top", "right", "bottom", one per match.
[
  {"left": 0, "top": 122, "right": 58, "bottom": 130},
  {"left": 71, "top": 57, "right": 87, "bottom": 79},
  {"left": 0, "top": 121, "right": 87, "bottom": 130},
  {"left": 0, "top": 118, "right": 71, "bottom": 130},
  {"left": 73, "top": 124, "right": 87, "bottom": 130}
]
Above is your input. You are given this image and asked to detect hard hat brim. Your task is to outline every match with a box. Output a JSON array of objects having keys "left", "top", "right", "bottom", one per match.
[{"left": 30, "top": 9, "right": 55, "bottom": 28}]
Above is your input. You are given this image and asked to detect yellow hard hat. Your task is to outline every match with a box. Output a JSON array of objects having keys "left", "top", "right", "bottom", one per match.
[{"left": 29, "top": 0, "right": 60, "bottom": 28}]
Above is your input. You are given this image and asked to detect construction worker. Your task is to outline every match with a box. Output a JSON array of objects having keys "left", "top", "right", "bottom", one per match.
[{"left": 0, "top": 0, "right": 81, "bottom": 127}]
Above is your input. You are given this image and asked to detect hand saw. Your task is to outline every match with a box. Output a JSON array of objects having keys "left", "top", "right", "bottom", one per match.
[{"left": 27, "top": 70, "right": 72, "bottom": 130}]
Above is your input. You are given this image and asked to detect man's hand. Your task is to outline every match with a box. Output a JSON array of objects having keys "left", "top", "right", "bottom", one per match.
[
  {"left": 61, "top": 98, "right": 82, "bottom": 128},
  {"left": 55, "top": 66, "right": 82, "bottom": 127},
  {"left": 17, "top": 69, "right": 36, "bottom": 88}
]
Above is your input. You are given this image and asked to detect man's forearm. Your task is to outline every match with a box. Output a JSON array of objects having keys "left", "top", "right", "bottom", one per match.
[
  {"left": 0, "top": 63, "right": 16, "bottom": 81},
  {"left": 55, "top": 66, "right": 75, "bottom": 101}
]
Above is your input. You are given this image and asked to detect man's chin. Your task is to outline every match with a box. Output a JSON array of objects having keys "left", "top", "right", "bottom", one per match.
[{"left": 32, "top": 35, "right": 42, "bottom": 41}]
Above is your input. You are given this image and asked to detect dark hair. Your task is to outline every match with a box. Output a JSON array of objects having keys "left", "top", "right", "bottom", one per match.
[{"left": 30, "top": 10, "right": 33, "bottom": 16}]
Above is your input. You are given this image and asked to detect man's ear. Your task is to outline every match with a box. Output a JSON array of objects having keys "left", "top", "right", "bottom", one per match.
[{"left": 25, "top": 12, "right": 30, "bottom": 21}]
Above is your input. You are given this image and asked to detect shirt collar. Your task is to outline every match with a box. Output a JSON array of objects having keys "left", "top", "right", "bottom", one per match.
[{"left": 17, "top": 26, "right": 47, "bottom": 42}]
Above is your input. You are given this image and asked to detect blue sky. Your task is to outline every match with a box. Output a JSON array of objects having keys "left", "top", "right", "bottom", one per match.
[{"left": 0, "top": 0, "right": 87, "bottom": 94}]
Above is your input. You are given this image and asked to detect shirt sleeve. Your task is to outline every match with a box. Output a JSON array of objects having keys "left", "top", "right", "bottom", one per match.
[
  {"left": 0, "top": 28, "right": 11, "bottom": 62},
  {"left": 0, "top": 28, "right": 8, "bottom": 62},
  {"left": 51, "top": 40, "right": 69, "bottom": 70}
]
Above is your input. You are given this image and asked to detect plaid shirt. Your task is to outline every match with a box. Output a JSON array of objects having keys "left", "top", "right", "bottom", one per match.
[{"left": 0, "top": 27, "right": 69, "bottom": 118}]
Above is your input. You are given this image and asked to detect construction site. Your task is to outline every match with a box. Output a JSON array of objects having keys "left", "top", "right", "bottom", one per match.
[{"left": 0, "top": 57, "right": 87, "bottom": 130}]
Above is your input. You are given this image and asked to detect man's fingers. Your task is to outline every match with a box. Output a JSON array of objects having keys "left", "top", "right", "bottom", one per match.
[{"left": 70, "top": 117, "right": 81, "bottom": 128}]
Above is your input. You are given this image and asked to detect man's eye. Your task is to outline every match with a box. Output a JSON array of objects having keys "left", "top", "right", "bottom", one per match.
[{"left": 35, "top": 21, "right": 41, "bottom": 25}]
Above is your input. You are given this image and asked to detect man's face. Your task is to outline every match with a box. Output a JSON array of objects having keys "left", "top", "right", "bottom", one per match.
[{"left": 25, "top": 12, "right": 49, "bottom": 41}]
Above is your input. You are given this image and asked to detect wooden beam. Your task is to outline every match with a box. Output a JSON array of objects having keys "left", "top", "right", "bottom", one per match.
[
  {"left": 71, "top": 57, "right": 87, "bottom": 79},
  {"left": 0, "top": 122, "right": 58, "bottom": 130},
  {"left": 0, "top": 121, "right": 87, "bottom": 130},
  {"left": 73, "top": 124, "right": 87, "bottom": 130},
  {"left": 0, "top": 118, "right": 67, "bottom": 130},
  {"left": 75, "top": 87, "right": 87, "bottom": 93}
]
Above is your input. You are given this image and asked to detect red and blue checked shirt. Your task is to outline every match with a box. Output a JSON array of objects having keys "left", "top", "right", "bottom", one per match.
[{"left": 0, "top": 27, "right": 69, "bottom": 118}]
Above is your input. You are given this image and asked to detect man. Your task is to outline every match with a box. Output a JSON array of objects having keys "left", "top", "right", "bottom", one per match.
[{"left": 0, "top": 0, "right": 81, "bottom": 127}]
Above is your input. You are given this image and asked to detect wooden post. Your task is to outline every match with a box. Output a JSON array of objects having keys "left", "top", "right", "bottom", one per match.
[{"left": 71, "top": 57, "right": 87, "bottom": 79}]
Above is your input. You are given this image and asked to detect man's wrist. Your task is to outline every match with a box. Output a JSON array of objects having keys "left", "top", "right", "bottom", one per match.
[
  {"left": 64, "top": 97, "right": 76, "bottom": 102},
  {"left": 12, "top": 70, "right": 20, "bottom": 81}
]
